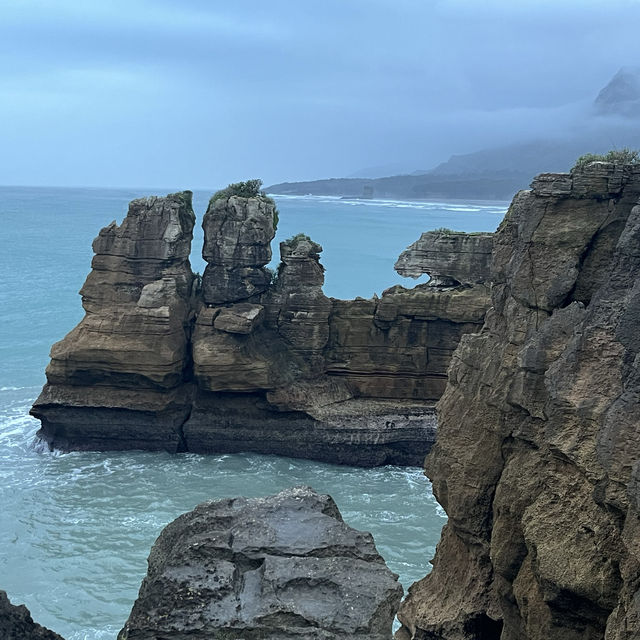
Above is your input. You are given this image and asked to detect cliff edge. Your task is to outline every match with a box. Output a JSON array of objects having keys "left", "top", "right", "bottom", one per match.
[{"left": 396, "top": 162, "right": 640, "bottom": 638}]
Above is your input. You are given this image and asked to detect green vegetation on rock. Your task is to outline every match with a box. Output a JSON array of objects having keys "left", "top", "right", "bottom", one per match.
[
  {"left": 284, "top": 233, "right": 314, "bottom": 249},
  {"left": 211, "top": 179, "right": 264, "bottom": 201},
  {"left": 210, "top": 179, "right": 279, "bottom": 230},
  {"left": 571, "top": 148, "right": 640, "bottom": 172},
  {"left": 433, "top": 227, "right": 455, "bottom": 234}
]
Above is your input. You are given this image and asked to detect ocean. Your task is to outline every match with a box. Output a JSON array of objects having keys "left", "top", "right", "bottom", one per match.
[{"left": 0, "top": 186, "right": 507, "bottom": 639}]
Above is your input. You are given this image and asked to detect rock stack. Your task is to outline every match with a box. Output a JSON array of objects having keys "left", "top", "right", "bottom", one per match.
[
  {"left": 31, "top": 192, "right": 197, "bottom": 452},
  {"left": 201, "top": 193, "right": 276, "bottom": 304},
  {"left": 32, "top": 188, "right": 491, "bottom": 465}
]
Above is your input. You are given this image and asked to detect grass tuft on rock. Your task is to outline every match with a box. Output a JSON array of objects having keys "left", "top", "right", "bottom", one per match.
[
  {"left": 210, "top": 179, "right": 279, "bottom": 230},
  {"left": 571, "top": 148, "right": 640, "bottom": 172}
]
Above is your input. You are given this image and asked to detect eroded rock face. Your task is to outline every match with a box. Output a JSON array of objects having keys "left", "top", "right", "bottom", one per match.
[
  {"left": 395, "top": 230, "right": 493, "bottom": 286},
  {"left": 326, "top": 284, "right": 489, "bottom": 399},
  {"left": 396, "top": 163, "right": 640, "bottom": 639},
  {"left": 31, "top": 189, "right": 490, "bottom": 465},
  {"left": 201, "top": 195, "right": 276, "bottom": 304},
  {"left": 31, "top": 192, "right": 196, "bottom": 452},
  {"left": 118, "top": 487, "right": 403, "bottom": 640},
  {"left": 269, "top": 234, "right": 332, "bottom": 372},
  {"left": 0, "top": 591, "right": 65, "bottom": 640}
]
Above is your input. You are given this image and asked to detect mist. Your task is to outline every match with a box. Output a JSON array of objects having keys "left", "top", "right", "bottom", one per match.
[{"left": 1, "top": 0, "right": 639, "bottom": 189}]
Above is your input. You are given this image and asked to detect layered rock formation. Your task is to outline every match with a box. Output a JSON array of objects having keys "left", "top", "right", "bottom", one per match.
[
  {"left": 326, "top": 285, "right": 488, "bottom": 399},
  {"left": 118, "top": 487, "right": 403, "bottom": 640},
  {"left": 31, "top": 192, "right": 196, "bottom": 452},
  {"left": 395, "top": 230, "right": 493, "bottom": 286},
  {"left": 396, "top": 162, "right": 640, "bottom": 639},
  {"left": 201, "top": 194, "right": 276, "bottom": 304},
  {"left": 32, "top": 190, "right": 490, "bottom": 465},
  {"left": 0, "top": 591, "right": 65, "bottom": 640}
]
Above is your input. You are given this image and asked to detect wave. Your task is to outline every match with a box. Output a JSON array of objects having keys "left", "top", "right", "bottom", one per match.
[
  {"left": 269, "top": 192, "right": 509, "bottom": 211},
  {"left": 0, "top": 385, "right": 36, "bottom": 392}
]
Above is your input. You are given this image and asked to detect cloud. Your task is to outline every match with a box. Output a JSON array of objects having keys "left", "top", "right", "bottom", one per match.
[{"left": 1, "top": 0, "right": 639, "bottom": 187}]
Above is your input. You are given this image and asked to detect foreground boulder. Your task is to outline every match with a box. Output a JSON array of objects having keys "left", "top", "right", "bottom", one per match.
[
  {"left": 118, "top": 487, "right": 403, "bottom": 640},
  {"left": 396, "top": 162, "right": 640, "bottom": 638},
  {"left": 0, "top": 591, "right": 65, "bottom": 640}
]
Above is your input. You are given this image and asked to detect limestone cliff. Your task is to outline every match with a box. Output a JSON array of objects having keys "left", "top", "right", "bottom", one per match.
[
  {"left": 32, "top": 190, "right": 490, "bottom": 466},
  {"left": 396, "top": 162, "right": 640, "bottom": 638}
]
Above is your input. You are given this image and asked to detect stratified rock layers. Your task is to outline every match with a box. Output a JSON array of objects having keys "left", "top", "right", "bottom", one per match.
[
  {"left": 395, "top": 230, "right": 493, "bottom": 286},
  {"left": 396, "top": 163, "right": 640, "bottom": 639},
  {"left": 32, "top": 191, "right": 490, "bottom": 466},
  {"left": 31, "top": 192, "right": 197, "bottom": 452},
  {"left": 201, "top": 195, "right": 276, "bottom": 304},
  {"left": 118, "top": 487, "right": 403, "bottom": 640}
]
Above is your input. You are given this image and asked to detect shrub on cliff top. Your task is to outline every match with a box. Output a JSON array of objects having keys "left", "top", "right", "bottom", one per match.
[
  {"left": 210, "top": 179, "right": 279, "bottom": 230},
  {"left": 285, "top": 232, "right": 313, "bottom": 248},
  {"left": 211, "top": 179, "right": 264, "bottom": 201},
  {"left": 433, "top": 227, "right": 455, "bottom": 234},
  {"left": 571, "top": 148, "right": 640, "bottom": 172}
]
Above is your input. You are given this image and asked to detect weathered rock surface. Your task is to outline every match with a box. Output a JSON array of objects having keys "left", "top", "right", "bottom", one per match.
[
  {"left": 183, "top": 392, "right": 437, "bottom": 466},
  {"left": 202, "top": 194, "right": 276, "bottom": 304},
  {"left": 269, "top": 234, "right": 332, "bottom": 373},
  {"left": 396, "top": 163, "right": 640, "bottom": 639},
  {"left": 326, "top": 284, "right": 489, "bottom": 400},
  {"left": 395, "top": 230, "right": 493, "bottom": 286},
  {"left": 118, "top": 486, "right": 403, "bottom": 640},
  {"left": 31, "top": 189, "right": 490, "bottom": 465},
  {"left": 213, "top": 303, "right": 265, "bottom": 334},
  {"left": 31, "top": 192, "right": 197, "bottom": 452},
  {"left": 183, "top": 218, "right": 485, "bottom": 464},
  {"left": 0, "top": 591, "right": 65, "bottom": 640}
]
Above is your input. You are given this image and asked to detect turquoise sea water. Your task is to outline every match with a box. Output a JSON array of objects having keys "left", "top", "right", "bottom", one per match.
[{"left": 0, "top": 186, "right": 507, "bottom": 639}]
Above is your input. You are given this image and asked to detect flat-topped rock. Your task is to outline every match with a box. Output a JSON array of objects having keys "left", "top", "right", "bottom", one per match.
[
  {"left": 394, "top": 230, "right": 493, "bottom": 286},
  {"left": 118, "top": 487, "right": 403, "bottom": 640},
  {"left": 213, "top": 303, "right": 265, "bottom": 334},
  {"left": 325, "top": 284, "right": 490, "bottom": 400},
  {"left": 531, "top": 163, "right": 640, "bottom": 199}
]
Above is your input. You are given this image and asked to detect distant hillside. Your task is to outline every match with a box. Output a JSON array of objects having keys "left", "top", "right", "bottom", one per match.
[
  {"left": 268, "top": 68, "right": 640, "bottom": 202},
  {"left": 266, "top": 171, "right": 528, "bottom": 201},
  {"left": 594, "top": 66, "right": 640, "bottom": 117},
  {"left": 428, "top": 140, "right": 587, "bottom": 177},
  {"left": 347, "top": 163, "right": 416, "bottom": 178}
]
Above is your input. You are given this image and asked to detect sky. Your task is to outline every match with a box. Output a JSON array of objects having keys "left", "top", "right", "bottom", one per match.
[{"left": 1, "top": 0, "right": 640, "bottom": 189}]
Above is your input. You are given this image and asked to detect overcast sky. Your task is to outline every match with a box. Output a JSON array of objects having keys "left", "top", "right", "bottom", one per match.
[{"left": 1, "top": 0, "right": 639, "bottom": 189}]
